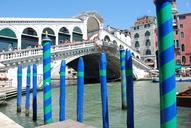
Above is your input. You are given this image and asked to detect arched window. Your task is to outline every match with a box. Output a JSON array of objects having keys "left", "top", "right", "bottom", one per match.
[
  {"left": 182, "top": 44, "right": 185, "bottom": 51},
  {"left": 0, "top": 28, "right": 17, "bottom": 51},
  {"left": 21, "top": 27, "right": 38, "bottom": 49},
  {"left": 113, "top": 40, "right": 117, "bottom": 46},
  {"left": 146, "top": 49, "right": 151, "bottom": 55},
  {"left": 182, "top": 56, "right": 186, "bottom": 63},
  {"left": 134, "top": 33, "right": 139, "bottom": 39},
  {"left": 72, "top": 27, "right": 83, "bottom": 42},
  {"left": 104, "top": 35, "right": 110, "bottom": 42},
  {"left": 145, "top": 31, "right": 150, "bottom": 37},
  {"left": 42, "top": 27, "right": 55, "bottom": 45},
  {"left": 135, "top": 41, "right": 140, "bottom": 48},
  {"left": 59, "top": 27, "right": 70, "bottom": 44},
  {"left": 145, "top": 39, "right": 151, "bottom": 46},
  {"left": 119, "top": 45, "right": 124, "bottom": 50}
]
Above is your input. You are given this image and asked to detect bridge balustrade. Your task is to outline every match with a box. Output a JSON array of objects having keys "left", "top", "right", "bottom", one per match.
[{"left": 0, "top": 41, "right": 95, "bottom": 62}]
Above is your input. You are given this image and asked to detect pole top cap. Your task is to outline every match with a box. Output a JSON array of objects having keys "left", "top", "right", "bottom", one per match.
[
  {"left": 42, "top": 31, "right": 51, "bottom": 43},
  {"left": 154, "top": 0, "right": 172, "bottom": 5}
]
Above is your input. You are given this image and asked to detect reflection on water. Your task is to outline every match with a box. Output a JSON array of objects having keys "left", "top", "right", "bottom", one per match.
[{"left": 0, "top": 81, "right": 191, "bottom": 128}]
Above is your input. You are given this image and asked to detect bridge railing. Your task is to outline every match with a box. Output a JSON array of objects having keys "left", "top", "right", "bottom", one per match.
[{"left": 0, "top": 41, "right": 95, "bottom": 62}]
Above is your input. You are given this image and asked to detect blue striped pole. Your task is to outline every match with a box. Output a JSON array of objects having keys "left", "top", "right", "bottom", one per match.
[
  {"left": 77, "top": 57, "right": 84, "bottom": 122},
  {"left": 155, "top": 0, "right": 177, "bottom": 127},
  {"left": 17, "top": 65, "right": 22, "bottom": 113},
  {"left": 25, "top": 65, "right": 31, "bottom": 116},
  {"left": 99, "top": 53, "right": 109, "bottom": 128},
  {"left": 59, "top": 60, "right": 66, "bottom": 121},
  {"left": 43, "top": 32, "right": 52, "bottom": 124},
  {"left": 120, "top": 50, "right": 127, "bottom": 109},
  {"left": 126, "top": 50, "right": 134, "bottom": 128},
  {"left": 33, "top": 64, "right": 37, "bottom": 121}
]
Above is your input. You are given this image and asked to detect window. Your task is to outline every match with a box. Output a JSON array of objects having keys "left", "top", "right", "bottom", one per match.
[
  {"left": 146, "top": 49, "right": 151, "bottom": 55},
  {"left": 181, "top": 44, "right": 185, "bottom": 51},
  {"left": 182, "top": 56, "right": 186, "bottom": 63},
  {"left": 145, "top": 39, "right": 151, "bottom": 46},
  {"left": 137, "top": 26, "right": 139, "bottom": 29},
  {"left": 134, "top": 27, "right": 136, "bottom": 30},
  {"left": 180, "top": 24, "right": 183, "bottom": 28},
  {"left": 134, "top": 33, "right": 139, "bottom": 39},
  {"left": 135, "top": 41, "right": 140, "bottom": 48},
  {"left": 176, "top": 31, "right": 178, "bottom": 35},
  {"left": 176, "top": 40, "right": 180, "bottom": 48},
  {"left": 181, "top": 32, "right": 184, "bottom": 38},
  {"left": 145, "top": 31, "right": 150, "bottom": 37},
  {"left": 190, "top": 56, "right": 191, "bottom": 63}
]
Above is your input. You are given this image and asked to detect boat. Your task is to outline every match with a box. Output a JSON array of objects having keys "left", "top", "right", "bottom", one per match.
[
  {"left": 152, "top": 77, "right": 191, "bottom": 83},
  {"left": 177, "top": 88, "right": 191, "bottom": 107}
]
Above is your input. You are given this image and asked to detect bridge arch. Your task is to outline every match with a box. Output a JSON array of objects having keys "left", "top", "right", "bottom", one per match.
[
  {"left": 87, "top": 17, "right": 100, "bottom": 33},
  {"left": 0, "top": 28, "right": 17, "bottom": 51},
  {"left": 144, "top": 58, "right": 155, "bottom": 68},
  {"left": 104, "top": 35, "right": 110, "bottom": 42},
  {"left": 58, "top": 27, "right": 70, "bottom": 44},
  {"left": 42, "top": 27, "right": 56, "bottom": 45},
  {"left": 21, "top": 27, "right": 38, "bottom": 49},
  {"left": 113, "top": 40, "right": 118, "bottom": 47},
  {"left": 72, "top": 27, "right": 83, "bottom": 42}
]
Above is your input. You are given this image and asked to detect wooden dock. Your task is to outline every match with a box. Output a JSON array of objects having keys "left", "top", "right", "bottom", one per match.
[
  {"left": 0, "top": 112, "right": 23, "bottom": 128},
  {"left": 36, "top": 119, "right": 95, "bottom": 128},
  {"left": 0, "top": 87, "right": 26, "bottom": 99}
]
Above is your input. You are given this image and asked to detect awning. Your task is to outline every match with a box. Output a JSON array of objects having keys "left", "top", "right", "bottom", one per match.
[{"left": 175, "top": 65, "right": 182, "bottom": 70}]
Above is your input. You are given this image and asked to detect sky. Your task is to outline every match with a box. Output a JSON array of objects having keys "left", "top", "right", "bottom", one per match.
[{"left": 0, "top": 0, "right": 190, "bottom": 29}]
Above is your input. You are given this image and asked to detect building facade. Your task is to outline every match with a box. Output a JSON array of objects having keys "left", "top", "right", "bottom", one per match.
[
  {"left": 174, "top": 13, "right": 191, "bottom": 66},
  {"left": 0, "top": 12, "right": 104, "bottom": 52},
  {"left": 130, "top": 16, "right": 157, "bottom": 67}
]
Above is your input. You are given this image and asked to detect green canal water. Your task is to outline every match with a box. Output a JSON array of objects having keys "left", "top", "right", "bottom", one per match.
[{"left": 0, "top": 81, "right": 191, "bottom": 128}]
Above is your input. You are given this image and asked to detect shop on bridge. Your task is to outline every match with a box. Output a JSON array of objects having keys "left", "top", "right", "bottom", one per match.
[
  {"left": 0, "top": 28, "right": 17, "bottom": 52},
  {"left": 21, "top": 27, "right": 38, "bottom": 49}
]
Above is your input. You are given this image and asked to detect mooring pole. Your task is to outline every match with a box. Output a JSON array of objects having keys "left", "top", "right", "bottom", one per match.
[
  {"left": 42, "top": 32, "right": 52, "bottom": 124},
  {"left": 120, "top": 50, "right": 127, "bottom": 109},
  {"left": 25, "top": 65, "right": 31, "bottom": 116},
  {"left": 155, "top": 0, "right": 177, "bottom": 127},
  {"left": 17, "top": 65, "right": 22, "bottom": 113},
  {"left": 33, "top": 64, "right": 37, "bottom": 121},
  {"left": 77, "top": 57, "right": 84, "bottom": 122},
  {"left": 99, "top": 53, "right": 109, "bottom": 128},
  {"left": 126, "top": 50, "right": 134, "bottom": 128},
  {"left": 59, "top": 60, "right": 66, "bottom": 121}
]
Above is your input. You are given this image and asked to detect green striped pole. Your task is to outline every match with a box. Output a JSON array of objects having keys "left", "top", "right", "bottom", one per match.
[
  {"left": 17, "top": 65, "right": 22, "bottom": 113},
  {"left": 155, "top": 0, "right": 177, "bottom": 128},
  {"left": 120, "top": 50, "right": 127, "bottom": 109},
  {"left": 43, "top": 32, "right": 52, "bottom": 124},
  {"left": 25, "top": 65, "right": 31, "bottom": 116},
  {"left": 77, "top": 57, "right": 84, "bottom": 122}
]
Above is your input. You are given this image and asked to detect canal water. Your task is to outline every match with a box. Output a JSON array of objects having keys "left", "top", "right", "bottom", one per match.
[{"left": 0, "top": 81, "right": 191, "bottom": 128}]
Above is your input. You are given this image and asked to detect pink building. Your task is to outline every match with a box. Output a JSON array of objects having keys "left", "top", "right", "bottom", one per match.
[{"left": 174, "top": 13, "right": 191, "bottom": 66}]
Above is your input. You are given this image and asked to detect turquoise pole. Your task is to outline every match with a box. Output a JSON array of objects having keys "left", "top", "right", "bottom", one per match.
[
  {"left": 33, "top": 64, "right": 37, "bottom": 121},
  {"left": 120, "top": 50, "right": 127, "bottom": 109},
  {"left": 17, "top": 65, "right": 22, "bottom": 113},
  {"left": 59, "top": 60, "right": 66, "bottom": 121},
  {"left": 77, "top": 57, "right": 84, "bottom": 122},
  {"left": 99, "top": 53, "right": 109, "bottom": 128},
  {"left": 25, "top": 65, "right": 31, "bottom": 116},
  {"left": 126, "top": 50, "right": 134, "bottom": 128},
  {"left": 155, "top": 0, "right": 177, "bottom": 127},
  {"left": 43, "top": 32, "right": 52, "bottom": 124}
]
